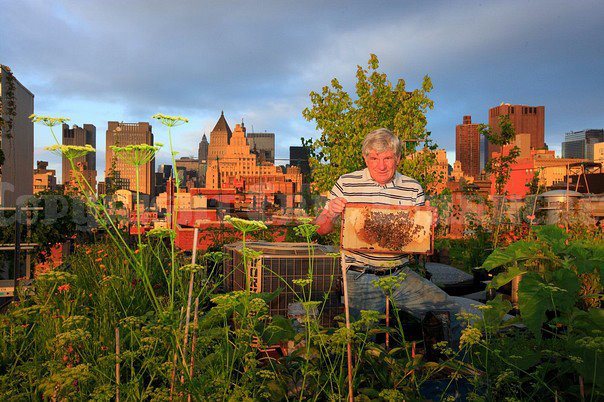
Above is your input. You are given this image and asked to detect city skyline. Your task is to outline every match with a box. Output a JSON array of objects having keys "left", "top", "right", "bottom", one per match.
[{"left": 2, "top": 1, "right": 603, "bottom": 182}]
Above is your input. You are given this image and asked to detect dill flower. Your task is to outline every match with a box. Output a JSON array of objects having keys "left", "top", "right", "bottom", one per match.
[
  {"left": 459, "top": 326, "right": 482, "bottom": 348},
  {"left": 147, "top": 227, "right": 176, "bottom": 240},
  {"left": 110, "top": 143, "right": 162, "bottom": 167},
  {"left": 29, "top": 114, "right": 70, "bottom": 127},
  {"left": 179, "top": 263, "right": 204, "bottom": 273},
  {"left": 152, "top": 113, "right": 189, "bottom": 127},
  {"left": 372, "top": 273, "right": 407, "bottom": 296},
  {"left": 45, "top": 144, "right": 95, "bottom": 161},
  {"left": 202, "top": 251, "right": 227, "bottom": 264},
  {"left": 224, "top": 215, "right": 267, "bottom": 234},
  {"left": 293, "top": 278, "right": 313, "bottom": 288},
  {"left": 241, "top": 247, "right": 262, "bottom": 261},
  {"left": 293, "top": 220, "right": 319, "bottom": 239}
]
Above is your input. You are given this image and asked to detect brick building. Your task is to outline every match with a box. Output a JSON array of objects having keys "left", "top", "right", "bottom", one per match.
[
  {"left": 33, "top": 161, "right": 56, "bottom": 194},
  {"left": 62, "top": 123, "right": 96, "bottom": 189},
  {"left": 105, "top": 121, "right": 155, "bottom": 196},
  {"left": 0, "top": 65, "right": 33, "bottom": 206},
  {"left": 486, "top": 103, "right": 545, "bottom": 163},
  {"left": 204, "top": 113, "right": 302, "bottom": 208},
  {"left": 455, "top": 115, "right": 482, "bottom": 179}
]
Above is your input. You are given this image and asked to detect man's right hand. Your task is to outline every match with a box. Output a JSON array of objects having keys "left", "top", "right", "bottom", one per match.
[
  {"left": 325, "top": 197, "right": 347, "bottom": 219},
  {"left": 315, "top": 197, "right": 347, "bottom": 236}
]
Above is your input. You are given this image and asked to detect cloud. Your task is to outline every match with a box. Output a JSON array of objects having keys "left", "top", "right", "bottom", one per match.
[{"left": 3, "top": 0, "right": 603, "bottom": 181}]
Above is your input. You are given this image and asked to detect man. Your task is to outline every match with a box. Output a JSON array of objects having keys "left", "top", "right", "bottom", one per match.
[{"left": 315, "top": 128, "right": 480, "bottom": 343}]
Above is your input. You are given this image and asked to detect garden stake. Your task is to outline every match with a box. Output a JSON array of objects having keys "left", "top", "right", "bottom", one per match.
[
  {"left": 579, "top": 376, "right": 584, "bottom": 401},
  {"left": 115, "top": 327, "right": 120, "bottom": 402},
  {"left": 170, "top": 307, "right": 185, "bottom": 401},
  {"left": 187, "top": 297, "right": 200, "bottom": 402},
  {"left": 492, "top": 196, "right": 506, "bottom": 249},
  {"left": 385, "top": 296, "right": 390, "bottom": 350},
  {"left": 340, "top": 253, "right": 354, "bottom": 402},
  {"left": 182, "top": 228, "right": 200, "bottom": 371}
]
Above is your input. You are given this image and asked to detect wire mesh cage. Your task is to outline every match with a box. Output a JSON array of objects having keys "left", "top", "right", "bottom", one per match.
[{"left": 223, "top": 241, "right": 343, "bottom": 326}]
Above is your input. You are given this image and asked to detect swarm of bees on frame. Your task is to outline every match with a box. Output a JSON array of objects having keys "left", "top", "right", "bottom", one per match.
[{"left": 357, "top": 207, "right": 424, "bottom": 250}]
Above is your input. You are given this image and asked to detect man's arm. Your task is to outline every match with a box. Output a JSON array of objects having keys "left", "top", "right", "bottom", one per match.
[{"left": 315, "top": 197, "right": 347, "bottom": 235}]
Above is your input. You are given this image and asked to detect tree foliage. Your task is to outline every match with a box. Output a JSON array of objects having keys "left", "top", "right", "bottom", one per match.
[
  {"left": 479, "top": 114, "right": 518, "bottom": 195},
  {"left": 302, "top": 54, "right": 436, "bottom": 193},
  {"left": 0, "top": 190, "right": 95, "bottom": 263}
]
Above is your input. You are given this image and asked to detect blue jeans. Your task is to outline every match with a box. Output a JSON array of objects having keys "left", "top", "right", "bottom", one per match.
[{"left": 346, "top": 268, "right": 483, "bottom": 345}]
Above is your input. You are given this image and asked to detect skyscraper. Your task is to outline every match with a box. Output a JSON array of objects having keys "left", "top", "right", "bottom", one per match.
[
  {"left": 198, "top": 134, "right": 209, "bottom": 162},
  {"left": 207, "top": 111, "right": 232, "bottom": 160},
  {"left": 62, "top": 123, "right": 96, "bottom": 187},
  {"left": 198, "top": 134, "right": 209, "bottom": 187},
  {"left": 247, "top": 132, "right": 275, "bottom": 163},
  {"left": 486, "top": 104, "right": 545, "bottom": 162},
  {"left": 561, "top": 129, "right": 604, "bottom": 160},
  {"left": 105, "top": 122, "right": 155, "bottom": 196},
  {"left": 0, "top": 65, "right": 33, "bottom": 206},
  {"left": 455, "top": 115, "right": 481, "bottom": 179},
  {"left": 289, "top": 146, "right": 310, "bottom": 177}
]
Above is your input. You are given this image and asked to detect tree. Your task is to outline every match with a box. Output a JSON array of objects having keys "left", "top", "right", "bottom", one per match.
[
  {"left": 0, "top": 190, "right": 96, "bottom": 263},
  {"left": 302, "top": 54, "right": 436, "bottom": 193},
  {"left": 479, "top": 115, "right": 519, "bottom": 195}
]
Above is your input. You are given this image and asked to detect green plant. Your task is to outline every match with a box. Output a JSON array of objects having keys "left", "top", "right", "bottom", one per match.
[
  {"left": 302, "top": 53, "right": 436, "bottom": 193},
  {"left": 471, "top": 225, "right": 604, "bottom": 399}
]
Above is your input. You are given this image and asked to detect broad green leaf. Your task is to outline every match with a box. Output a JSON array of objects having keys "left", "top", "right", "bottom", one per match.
[
  {"left": 549, "top": 268, "right": 581, "bottom": 313},
  {"left": 567, "top": 307, "right": 604, "bottom": 336},
  {"left": 517, "top": 272, "right": 551, "bottom": 340},
  {"left": 482, "top": 241, "right": 539, "bottom": 271},
  {"left": 475, "top": 294, "right": 514, "bottom": 332},
  {"left": 562, "top": 242, "right": 604, "bottom": 274},
  {"left": 488, "top": 266, "right": 527, "bottom": 290},
  {"left": 533, "top": 225, "right": 568, "bottom": 252},
  {"left": 517, "top": 269, "right": 581, "bottom": 340},
  {"left": 262, "top": 315, "right": 296, "bottom": 345}
]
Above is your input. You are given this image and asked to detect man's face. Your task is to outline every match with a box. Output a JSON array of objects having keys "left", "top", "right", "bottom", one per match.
[{"left": 363, "top": 149, "right": 400, "bottom": 185}]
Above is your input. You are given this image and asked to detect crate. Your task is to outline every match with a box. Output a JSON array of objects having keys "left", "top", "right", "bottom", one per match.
[{"left": 223, "top": 242, "right": 343, "bottom": 326}]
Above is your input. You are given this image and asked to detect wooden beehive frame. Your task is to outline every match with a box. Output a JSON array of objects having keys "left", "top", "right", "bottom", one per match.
[{"left": 340, "top": 203, "right": 436, "bottom": 255}]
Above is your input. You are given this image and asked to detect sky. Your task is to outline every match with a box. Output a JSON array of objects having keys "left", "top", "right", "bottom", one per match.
[{"left": 2, "top": 0, "right": 603, "bottom": 183}]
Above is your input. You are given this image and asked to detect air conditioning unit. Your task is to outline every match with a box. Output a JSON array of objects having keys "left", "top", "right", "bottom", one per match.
[{"left": 223, "top": 242, "right": 343, "bottom": 326}]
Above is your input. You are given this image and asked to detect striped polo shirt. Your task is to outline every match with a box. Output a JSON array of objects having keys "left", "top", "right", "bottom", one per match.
[{"left": 328, "top": 168, "right": 425, "bottom": 268}]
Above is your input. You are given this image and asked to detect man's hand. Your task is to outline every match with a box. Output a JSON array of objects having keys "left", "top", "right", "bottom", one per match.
[
  {"left": 315, "top": 197, "right": 347, "bottom": 236},
  {"left": 324, "top": 197, "right": 347, "bottom": 219}
]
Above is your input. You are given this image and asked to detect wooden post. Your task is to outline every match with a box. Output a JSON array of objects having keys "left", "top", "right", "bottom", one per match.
[
  {"left": 340, "top": 253, "right": 354, "bottom": 402},
  {"left": 183, "top": 228, "right": 200, "bottom": 367},
  {"left": 187, "top": 297, "right": 200, "bottom": 402},
  {"left": 115, "top": 327, "right": 120, "bottom": 402},
  {"left": 385, "top": 297, "right": 390, "bottom": 350},
  {"left": 170, "top": 307, "right": 185, "bottom": 401}
]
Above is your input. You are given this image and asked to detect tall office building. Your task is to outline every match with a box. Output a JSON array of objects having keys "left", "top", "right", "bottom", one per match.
[
  {"left": 289, "top": 145, "right": 310, "bottom": 177},
  {"left": 247, "top": 132, "right": 275, "bottom": 163},
  {"left": 198, "top": 134, "right": 209, "bottom": 187},
  {"left": 105, "top": 121, "right": 155, "bottom": 196},
  {"left": 455, "top": 115, "right": 481, "bottom": 179},
  {"left": 0, "top": 65, "right": 33, "bottom": 206},
  {"left": 205, "top": 112, "right": 299, "bottom": 192},
  {"left": 207, "top": 111, "right": 232, "bottom": 160},
  {"left": 561, "top": 129, "right": 604, "bottom": 160},
  {"left": 485, "top": 104, "right": 545, "bottom": 162},
  {"left": 62, "top": 123, "right": 96, "bottom": 188},
  {"left": 198, "top": 134, "right": 209, "bottom": 162}
]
